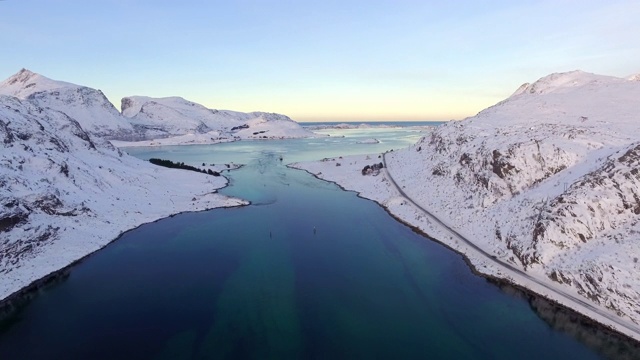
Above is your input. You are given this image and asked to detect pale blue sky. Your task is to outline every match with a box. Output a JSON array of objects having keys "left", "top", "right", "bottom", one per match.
[{"left": 1, "top": 0, "right": 639, "bottom": 121}]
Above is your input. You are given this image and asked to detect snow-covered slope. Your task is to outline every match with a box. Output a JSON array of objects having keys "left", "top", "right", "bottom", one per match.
[
  {"left": 121, "top": 96, "right": 218, "bottom": 138},
  {"left": 0, "top": 69, "right": 136, "bottom": 140},
  {"left": 120, "top": 95, "right": 316, "bottom": 141},
  {"left": 0, "top": 69, "right": 315, "bottom": 144},
  {"left": 392, "top": 71, "right": 640, "bottom": 322},
  {"left": 0, "top": 94, "right": 246, "bottom": 303},
  {"left": 510, "top": 70, "right": 624, "bottom": 96},
  {"left": 293, "top": 70, "right": 640, "bottom": 332}
]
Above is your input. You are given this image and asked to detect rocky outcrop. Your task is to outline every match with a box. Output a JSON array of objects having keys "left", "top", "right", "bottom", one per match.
[
  {"left": 0, "top": 94, "right": 111, "bottom": 274},
  {"left": 534, "top": 143, "right": 640, "bottom": 257}
]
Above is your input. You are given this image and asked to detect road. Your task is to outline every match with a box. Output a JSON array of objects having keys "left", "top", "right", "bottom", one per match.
[{"left": 381, "top": 152, "right": 640, "bottom": 340}]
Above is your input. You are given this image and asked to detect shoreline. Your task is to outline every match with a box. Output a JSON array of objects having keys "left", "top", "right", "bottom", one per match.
[
  {"left": 109, "top": 134, "right": 324, "bottom": 149},
  {"left": 0, "top": 199, "right": 249, "bottom": 319},
  {"left": 288, "top": 159, "right": 640, "bottom": 346},
  {"left": 3, "top": 157, "right": 638, "bottom": 353},
  {"left": 0, "top": 163, "right": 249, "bottom": 316}
]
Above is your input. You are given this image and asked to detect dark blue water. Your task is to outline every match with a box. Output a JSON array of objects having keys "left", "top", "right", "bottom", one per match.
[{"left": 0, "top": 149, "right": 634, "bottom": 359}]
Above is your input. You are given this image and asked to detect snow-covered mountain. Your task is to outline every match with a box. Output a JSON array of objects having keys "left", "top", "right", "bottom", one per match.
[
  {"left": 0, "top": 69, "right": 137, "bottom": 140},
  {"left": 121, "top": 96, "right": 217, "bottom": 137},
  {"left": 294, "top": 70, "right": 640, "bottom": 331},
  {"left": 390, "top": 70, "right": 640, "bottom": 323},
  {"left": 120, "top": 95, "right": 316, "bottom": 141},
  {"left": 510, "top": 70, "right": 625, "bottom": 96},
  {"left": 0, "top": 94, "right": 246, "bottom": 304},
  {"left": 0, "top": 69, "right": 315, "bottom": 144}
]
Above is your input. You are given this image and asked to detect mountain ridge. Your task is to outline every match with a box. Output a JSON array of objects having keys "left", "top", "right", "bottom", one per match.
[
  {"left": 0, "top": 69, "right": 136, "bottom": 140},
  {"left": 119, "top": 95, "right": 315, "bottom": 141},
  {"left": 0, "top": 69, "right": 315, "bottom": 143}
]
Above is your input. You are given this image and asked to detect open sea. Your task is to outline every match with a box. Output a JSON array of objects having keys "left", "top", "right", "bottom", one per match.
[{"left": 300, "top": 120, "right": 446, "bottom": 128}]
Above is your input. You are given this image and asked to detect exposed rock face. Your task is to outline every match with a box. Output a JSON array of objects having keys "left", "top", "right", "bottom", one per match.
[
  {"left": 0, "top": 94, "right": 111, "bottom": 274},
  {"left": 384, "top": 70, "right": 640, "bottom": 324},
  {"left": 423, "top": 122, "right": 589, "bottom": 207},
  {"left": 535, "top": 143, "right": 640, "bottom": 255},
  {"left": 627, "top": 73, "right": 640, "bottom": 82}
]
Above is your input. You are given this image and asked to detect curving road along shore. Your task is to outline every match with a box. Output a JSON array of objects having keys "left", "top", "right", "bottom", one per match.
[{"left": 381, "top": 152, "right": 640, "bottom": 342}]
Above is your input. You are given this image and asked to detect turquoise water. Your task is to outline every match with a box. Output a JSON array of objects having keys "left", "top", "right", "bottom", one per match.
[
  {"left": 121, "top": 126, "right": 427, "bottom": 166},
  {"left": 0, "top": 131, "right": 635, "bottom": 358}
]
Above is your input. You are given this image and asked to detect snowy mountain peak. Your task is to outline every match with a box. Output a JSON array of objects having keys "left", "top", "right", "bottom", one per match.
[
  {"left": 5, "top": 68, "right": 36, "bottom": 85},
  {"left": 0, "top": 69, "right": 78, "bottom": 99},
  {"left": 628, "top": 73, "right": 640, "bottom": 81},
  {"left": 510, "top": 70, "right": 621, "bottom": 96},
  {"left": 510, "top": 82, "right": 531, "bottom": 97},
  {"left": 0, "top": 69, "right": 136, "bottom": 140}
]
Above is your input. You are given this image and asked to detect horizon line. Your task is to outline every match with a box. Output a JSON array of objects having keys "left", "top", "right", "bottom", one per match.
[{"left": 296, "top": 119, "right": 451, "bottom": 123}]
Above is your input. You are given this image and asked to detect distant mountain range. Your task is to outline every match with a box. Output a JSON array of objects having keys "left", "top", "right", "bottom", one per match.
[
  {"left": 121, "top": 95, "right": 314, "bottom": 140},
  {"left": 0, "top": 69, "right": 315, "bottom": 142}
]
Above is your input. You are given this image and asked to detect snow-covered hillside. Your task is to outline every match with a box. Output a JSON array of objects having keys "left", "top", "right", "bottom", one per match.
[
  {"left": 121, "top": 96, "right": 214, "bottom": 137},
  {"left": 0, "top": 94, "right": 246, "bottom": 304},
  {"left": 389, "top": 72, "right": 640, "bottom": 318},
  {"left": 0, "top": 69, "right": 137, "bottom": 140},
  {"left": 120, "top": 95, "right": 316, "bottom": 142},
  {"left": 293, "top": 70, "right": 640, "bottom": 334},
  {"left": 393, "top": 71, "right": 640, "bottom": 324},
  {"left": 0, "top": 69, "right": 315, "bottom": 144}
]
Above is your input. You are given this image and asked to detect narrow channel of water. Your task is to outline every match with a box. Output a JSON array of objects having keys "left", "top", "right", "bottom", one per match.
[{"left": 0, "top": 136, "right": 637, "bottom": 359}]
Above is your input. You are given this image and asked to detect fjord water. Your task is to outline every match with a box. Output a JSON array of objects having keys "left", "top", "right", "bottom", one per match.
[{"left": 0, "top": 129, "right": 626, "bottom": 358}]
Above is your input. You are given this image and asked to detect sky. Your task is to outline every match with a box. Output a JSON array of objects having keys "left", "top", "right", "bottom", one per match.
[{"left": 1, "top": 0, "right": 639, "bottom": 121}]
